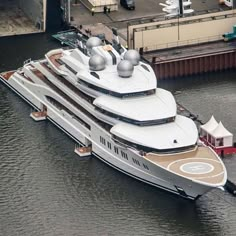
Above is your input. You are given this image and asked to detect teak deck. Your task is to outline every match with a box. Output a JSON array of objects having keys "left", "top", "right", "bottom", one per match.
[
  {"left": 145, "top": 146, "right": 225, "bottom": 185},
  {"left": 49, "top": 53, "right": 63, "bottom": 68}
]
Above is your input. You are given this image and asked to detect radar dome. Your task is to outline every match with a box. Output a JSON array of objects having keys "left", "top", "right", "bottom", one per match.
[
  {"left": 124, "top": 49, "right": 140, "bottom": 66},
  {"left": 89, "top": 54, "right": 106, "bottom": 71},
  {"left": 86, "top": 37, "right": 102, "bottom": 49},
  {"left": 117, "top": 60, "right": 134, "bottom": 78}
]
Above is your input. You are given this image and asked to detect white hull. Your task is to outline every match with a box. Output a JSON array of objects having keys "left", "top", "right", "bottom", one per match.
[{"left": 0, "top": 74, "right": 215, "bottom": 200}]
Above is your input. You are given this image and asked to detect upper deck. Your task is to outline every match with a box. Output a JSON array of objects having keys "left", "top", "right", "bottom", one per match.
[{"left": 46, "top": 44, "right": 157, "bottom": 97}]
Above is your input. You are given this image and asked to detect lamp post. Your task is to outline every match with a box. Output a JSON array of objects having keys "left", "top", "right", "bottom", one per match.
[
  {"left": 178, "top": 10, "right": 180, "bottom": 40},
  {"left": 177, "top": 0, "right": 183, "bottom": 41}
]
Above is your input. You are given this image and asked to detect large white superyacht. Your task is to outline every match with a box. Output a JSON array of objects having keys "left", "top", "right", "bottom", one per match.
[{"left": 0, "top": 32, "right": 227, "bottom": 200}]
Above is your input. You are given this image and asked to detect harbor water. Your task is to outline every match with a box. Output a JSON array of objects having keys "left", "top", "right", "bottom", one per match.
[{"left": 0, "top": 33, "right": 236, "bottom": 236}]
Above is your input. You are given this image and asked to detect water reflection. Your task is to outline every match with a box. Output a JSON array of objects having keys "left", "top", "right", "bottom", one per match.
[{"left": 159, "top": 71, "right": 236, "bottom": 136}]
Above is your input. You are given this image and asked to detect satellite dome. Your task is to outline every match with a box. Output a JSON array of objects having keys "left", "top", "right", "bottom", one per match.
[
  {"left": 124, "top": 49, "right": 140, "bottom": 66},
  {"left": 117, "top": 60, "right": 134, "bottom": 78},
  {"left": 89, "top": 54, "right": 106, "bottom": 71},
  {"left": 86, "top": 37, "right": 102, "bottom": 49}
]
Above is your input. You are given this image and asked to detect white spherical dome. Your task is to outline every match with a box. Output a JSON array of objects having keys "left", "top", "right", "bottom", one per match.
[
  {"left": 124, "top": 49, "right": 140, "bottom": 66},
  {"left": 117, "top": 60, "right": 134, "bottom": 78},
  {"left": 89, "top": 54, "right": 106, "bottom": 71},
  {"left": 86, "top": 37, "right": 102, "bottom": 49}
]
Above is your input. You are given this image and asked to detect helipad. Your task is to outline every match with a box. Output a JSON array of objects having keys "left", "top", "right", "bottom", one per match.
[
  {"left": 145, "top": 146, "right": 226, "bottom": 185},
  {"left": 180, "top": 162, "right": 214, "bottom": 175}
]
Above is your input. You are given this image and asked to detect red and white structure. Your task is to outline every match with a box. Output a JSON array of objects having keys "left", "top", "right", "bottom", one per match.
[{"left": 200, "top": 116, "right": 235, "bottom": 155}]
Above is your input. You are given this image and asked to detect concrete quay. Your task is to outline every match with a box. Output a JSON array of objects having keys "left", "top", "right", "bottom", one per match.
[{"left": 70, "top": 0, "right": 223, "bottom": 42}]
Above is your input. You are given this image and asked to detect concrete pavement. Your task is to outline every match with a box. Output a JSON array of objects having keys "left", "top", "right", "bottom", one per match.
[{"left": 70, "top": 0, "right": 227, "bottom": 42}]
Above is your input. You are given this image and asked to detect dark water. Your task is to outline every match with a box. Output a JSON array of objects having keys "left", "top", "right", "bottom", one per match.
[{"left": 0, "top": 34, "right": 236, "bottom": 236}]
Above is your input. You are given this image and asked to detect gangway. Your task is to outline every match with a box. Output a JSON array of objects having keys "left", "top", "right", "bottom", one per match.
[{"left": 223, "top": 25, "right": 236, "bottom": 41}]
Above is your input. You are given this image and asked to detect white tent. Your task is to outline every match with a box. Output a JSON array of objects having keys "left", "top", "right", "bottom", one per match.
[
  {"left": 200, "top": 115, "right": 218, "bottom": 140},
  {"left": 200, "top": 115, "right": 218, "bottom": 133},
  {"left": 210, "top": 122, "right": 233, "bottom": 147}
]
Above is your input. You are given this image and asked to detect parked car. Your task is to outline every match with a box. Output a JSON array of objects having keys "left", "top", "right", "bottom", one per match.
[{"left": 120, "top": 0, "right": 135, "bottom": 10}]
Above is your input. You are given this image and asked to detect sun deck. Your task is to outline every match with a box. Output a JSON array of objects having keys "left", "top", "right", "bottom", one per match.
[
  {"left": 48, "top": 52, "right": 63, "bottom": 68},
  {"left": 145, "top": 146, "right": 226, "bottom": 185},
  {"left": 25, "top": 64, "right": 112, "bottom": 131},
  {"left": 0, "top": 71, "right": 15, "bottom": 80}
]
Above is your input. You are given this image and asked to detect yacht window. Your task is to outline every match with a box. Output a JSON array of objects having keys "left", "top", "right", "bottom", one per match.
[
  {"left": 46, "top": 96, "right": 91, "bottom": 130},
  {"left": 56, "top": 58, "right": 64, "bottom": 65},
  {"left": 107, "top": 50, "right": 117, "bottom": 65},
  {"left": 45, "top": 66, "right": 94, "bottom": 104},
  {"left": 107, "top": 141, "right": 112, "bottom": 149},
  {"left": 141, "top": 64, "right": 150, "bottom": 72},
  {"left": 42, "top": 75, "right": 111, "bottom": 132},
  {"left": 114, "top": 146, "right": 119, "bottom": 154},
  {"left": 96, "top": 107, "right": 175, "bottom": 126},
  {"left": 132, "top": 158, "right": 140, "bottom": 166},
  {"left": 100, "top": 136, "right": 106, "bottom": 145},
  {"left": 143, "top": 164, "right": 149, "bottom": 170},
  {"left": 65, "top": 64, "right": 77, "bottom": 75},
  {"left": 79, "top": 79, "right": 155, "bottom": 98},
  {"left": 121, "top": 151, "right": 128, "bottom": 160},
  {"left": 112, "top": 135, "right": 196, "bottom": 154},
  {"left": 90, "top": 71, "right": 100, "bottom": 79}
]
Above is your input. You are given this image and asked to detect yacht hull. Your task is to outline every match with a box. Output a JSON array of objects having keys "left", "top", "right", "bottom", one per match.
[{"left": 0, "top": 73, "right": 217, "bottom": 200}]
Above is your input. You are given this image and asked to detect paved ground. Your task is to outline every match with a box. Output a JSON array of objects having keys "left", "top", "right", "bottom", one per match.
[
  {"left": 70, "top": 0, "right": 227, "bottom": 42},
  {"left": 71, "top": 0, "right": 222, "bottom": 24},
  {"left": 0, "top": 0, "right": 228, "bottom": 37},
  {"left": 0, "top": 0, "right": 40, "bottom": 37}
]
